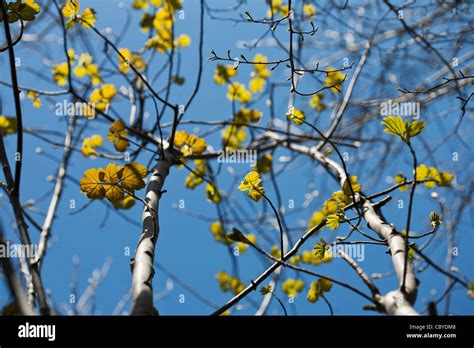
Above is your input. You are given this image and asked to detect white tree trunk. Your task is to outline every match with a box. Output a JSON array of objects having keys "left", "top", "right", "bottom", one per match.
[{"left": 130, "top": 155, "right": 171, "bottom": 315}]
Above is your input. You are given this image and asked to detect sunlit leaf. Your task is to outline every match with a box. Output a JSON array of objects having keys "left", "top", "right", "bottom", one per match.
[
  {"left": 286, "top": 107, "right": 305, "bottom": 126},
  {"left": 79, "top": 168, "right": 105, "bottom": 200},
  {"left": 103, "top": 162, "right": 124, "bottom": 203},
  {"left": 120, "top": 161, "right": 148, "bottom": 192},
  {"left": 381, "top": 116, "right": 406, "bottom": 138},
  {"left": 108, "top": 120, "right": 130, "bottom": 152},
  {"left": 326, "top": 214, "right": 340, "bottom": 230}
]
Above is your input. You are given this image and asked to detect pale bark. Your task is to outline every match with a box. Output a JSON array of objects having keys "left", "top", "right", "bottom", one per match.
[
  {"left": 37, "top": 114, "right": 76, "bottom": 265},
  {"left": 130, "top": 154, "right": 171, "bottom": 315},
  {"left": 255, "top": 232, "right": 288, "bottom": 315},
  {"left": 75, "top": 258, "right": 112, "bottom": 315},
  {"left": 361, "top": 200, "right": 418, "bottom": 315},
  {"left": 0, "top": 233, "right": 35, "bottom": 315},
  {"left": 0, "top": 136, "right": 50, "bottom": 314},
  {"left": 336, "top": 249, "right": 380, "bottom": 298}
]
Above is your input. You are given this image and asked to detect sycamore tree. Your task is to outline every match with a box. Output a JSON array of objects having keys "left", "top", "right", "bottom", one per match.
[{"left": 0, "top": 0, "right": 473, "bottom": 316}]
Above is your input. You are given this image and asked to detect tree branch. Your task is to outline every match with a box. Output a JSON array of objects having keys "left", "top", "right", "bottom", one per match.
[{"left": 130, "top": 152, "right": 172, "bottom": 315}]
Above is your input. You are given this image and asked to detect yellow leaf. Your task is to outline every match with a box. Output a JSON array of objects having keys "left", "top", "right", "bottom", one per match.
[
  {"left": 216, "top": 272, "right": 244, "bottom": 295},
  {"left": 253, "top": 54, "right": 271, "bottom": 79},
  {"left": 227, "top": 82, "right": 252, "bottom": 103},
  {"left": 303, "top": 4, "right": 316, "bottom": 18},
  {"left": 118, "top": 49, "right": 146, "bottom": 74},
  {"left": 150, "top": 0, "right": 163, "bottom": 7},
  {"left": 89, "top": 84, "right": 116, "bottom": 114},
  {"left": 267, "top": 0, "right": 288, "bottom": 17},
  {"left": 175, "top": 34, "right": 191, "bottom": 47},
  {"left": 112, "top": 136, "right": 130, "bottom": 153},
  {"left": 426, "top": 167, "right": 441, "bottom": 189},
  {"left": 381, "top": 116, "right": 406, "bottom": 138},
  {"left": 25, "top": 0, "right": 41, "bottom": 14},
  {"left": 184, "top": 160, "right": 206, "bottom": 189},
  {"left": 307, "top": 287, "right": 318, "bottom": 303},
  {"left": 33, "top": 98, "right": 41, "bottom": 108},
  {"left": 239, "top": 171, "right": 262, "bottom": 191},
  {"left": 210, "top": 221, "right": 230, "bottom": 244},
  {"left": 314, "top": 243, "right": 326, "bottom": 260},
  {"left": 301, "top": 249, "right": 332, "bottom": 265},
  {"left": 67, "top": 48, "right": 76, "bottom": 62},
  {"left": 325, "top": 67, "right": 345, "bottom": 93},
  {"left": 73, "top": 54, "right": 101, "bottom": 84},
  {"left": 113, "top": 195, "right": 135, "bottom": 210},
  {"left": 394, "top": 173, "right": 409, "bottom": 191},
  {"left": 122, "top": 195, "right": 136, "bottom": 209},
  {"left": 173, "top": 130, "right": 188, "bottom": 147},
  {"left": 322, "top": 197, "right": 339, "bottom": 215},
  {"left": 167, "top": 0, "right": 182, "bottom": 11},
  {"left": 342, "top": 175, "right": 362, "bottom": 199},
  {"left": 239, "top": 172, "right": 262, "bottom": 198},
  {"left": 286, "top": 107, "right": 305, "bottom": 126},
  {"left": 108, "top": 120, "right": 130, "bottom": 152},
  {"left": 80, "top": 162, "right": 147, "bottom": 203},
  {"left": 120, "top": 161, "right": 148, "bottom": 191},
  {"left": 326, "top": 214, "right": 340, "bottom": 230},
  {"left": 249, "top": 76, "right": 266, "bottom": 94},
  {"left": 281, "top": 279, "right": 304, "bottom": 297},
  {"left": 90, "top": 89, "right": 102, "bottom": 103},
  {"left": 79, "top": 168, "right": 105, "bottom": 200},
  {"left": 318, "top": 278, "right": 333, "bottom": 292},
  {"left": 270, "top": 245, "right": 281, "bottom": 259},
  {"left": 237, "top": 234, "right": 256, "bottom": 253},
  {"left": 206, "top": 183, "right": 222, "bottom": 204},
  {"left": 407, "top": 119, "right": 426, "bottom": 138},
  {"left": 81, "top": 8, "right": 96, "bottom": 28},
  {"left": 73, "top": 65, "right": 87, "bottom": 78},
  {"left": 309, "top": 93, "right": 326, "bottom": 112},
  {"left": 0, "top": 116, "right": 17, "bottom": 135},
  {"left": 103, "top": 162, "right": 124, "bottom": 203},
  {"left": 247, "top": 185, "right": 264, "bottom": 202},
  {"left": 81, "top": 134, "right": 103, "bottom": 157},
  {"left": 416, "top": 165, "right": 445, "bottom": 189},
  {"left": 438, "top": 172, "right": 453, "bottom": 187},
  {"left": 118, "top": 48, "right": 132, "bottom": 73},
  {"left": 174, "top": 130, "right": 206, "bottom": 156},
  {"left": 90, "top": 134, "right": 103, "bottom": 147},
  {"left": 101, "top": 84, "right": 116, "bottom": 99},
  {"left": 221, "top": 125, "right": 247, "bottom": 150},
  {"left": 307, "top": 278, "right": 332, "bottom": 303},
  {"left": 235, "top": 108, "right": 261, "bottom": 123},
  {"left": 132, "top": 0, "right": 148, "bottom": 9},
  {"left": 188, "top": 134, "right": 207, "bottom": 155},
  {"left": 214, "top": 64, "right": 236, "bottom": 85},
  {"left": 416, "top": 164, "right": 429, "bottom": 181},
  {"left": 27, "top": 91, "right": 41, "bottom": 108},
  {"left": 53, "top": 63, "right": 69, "bottom": 87},
  {"left": 62, "top": 0, "right": 80, "bottom": 18},
  {"left": 308, "top": 210, "right": 325, "bottom": 231},
  {"left": 184, "top": 173, "right": 202, "bottom": 188}
]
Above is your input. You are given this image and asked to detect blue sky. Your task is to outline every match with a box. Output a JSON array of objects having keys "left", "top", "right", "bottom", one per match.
[{"left": 0, "top": 0, "right": 472, "bottom": 315}]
